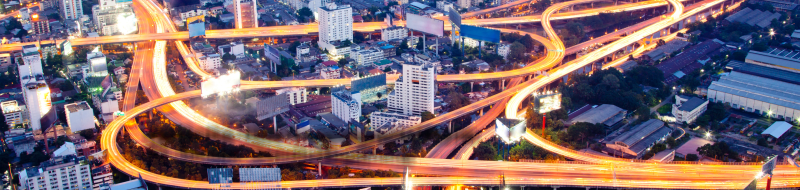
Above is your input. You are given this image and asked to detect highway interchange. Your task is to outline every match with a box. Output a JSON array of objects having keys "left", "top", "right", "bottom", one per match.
[{"left": 44, "top": 0, "right": 800, "bottom": 188}]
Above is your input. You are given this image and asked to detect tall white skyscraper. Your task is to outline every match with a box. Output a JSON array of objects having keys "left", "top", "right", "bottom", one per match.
[
  {"left": 318, "top": 3, "right": 352, "bottom": 48},
  {"left": 387, "top": 62, "right": 436, "bottom": 115},
  {"left": 234, "top": 0, "right": 258, "bottom": 28},
  {"left": 18, "top": 45, "right": 53, "bottom": 132},
  {"left": 308, "top": 0, "right": 330, "bottom": 20},
  {"left": 59, "top": 0, "right": 83, "bottom": 20}
]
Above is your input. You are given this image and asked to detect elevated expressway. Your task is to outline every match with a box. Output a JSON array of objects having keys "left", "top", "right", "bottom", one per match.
[
  {"left": 100, "top": 0, "right": 800, "bottom": 189},
  {"left": 0, "top": 0, "right": 674, "bottom": 53}
]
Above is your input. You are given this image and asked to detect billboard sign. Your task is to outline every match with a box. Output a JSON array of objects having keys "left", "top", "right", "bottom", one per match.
[
  {"left": 239, "top": 168, "right": 281, "bottom": 182},
  {"left": 762, "top": 156, "right": 777, "bottom": 176},
  {"left": 61, "top": 40, "right": 73, "bottom": 56},
  {"left": 265, "top": 44, "right": 281, "bottom": 63},
  {"left": 532, "top": 92, "right": 561, "bottom": 114},
  {"left": 448, "top": 7, "right": 461, "bottom": 28},
  {"left": 460, "top": 25, "right": 501, "bottom": 43},
  {"left": 201, "top": 71, "right": 241, "bottom": 98},
  {"left": 188, "top": 15, "right": 205, "bottom": 38},
  {"left": 495, "top": 118, "right": 526, "bottom": 144},
  {"left": 406, "top": 13, "right": 444, "bottom": 36}
]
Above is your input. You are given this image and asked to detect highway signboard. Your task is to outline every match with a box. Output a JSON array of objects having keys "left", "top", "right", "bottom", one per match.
[
  {"left": 460, "top": 25, "right": 501, "bottom": 43},
  {"left": 406, "top": 13, "right": 444, "bottom": 36}
]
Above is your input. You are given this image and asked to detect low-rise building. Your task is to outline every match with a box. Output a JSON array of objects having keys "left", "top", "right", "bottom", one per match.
[
  {"left": 604, "top": 119, "right": 672, "bottom": 158},
  {"left": 369, "top": 112, "right": 421, "bottom": 129},
  {"left": 2, "top": 100, "right": 29, "bottom": 127},
  {"left": 65, "top": 101, "right": 95, "bottom": 133},
  {"left": 254, "top": 93, "right": 291, "bottom": 121},
  {"left": 672, "top": 95, "right": 708, "bottom": 124},
  {"left": 381, "top": 26, "right": 408, "bottom": 42},
  {"left": 19, "top": 155, "right": 93, "bottom": 190},
  {"left": 498, "top": 43, "right": 511, "bottom": 59},
  {"left": 198, "top": 53, "right": 222, "bottom": 71},
  {"left": 762, "top": 121, "right": 792, "bottom": 141},
  {"left": 353, "top": 49, "right": 384, "bottom": 66},
  {"left": 277, "top": 87, "right": 308, "bottom": 105},
  {"left": 320, "top": 66, "right": 341, "bottom": 79},
  {"left": 567, "top": 104, "right": 626, "bottom": 126}
]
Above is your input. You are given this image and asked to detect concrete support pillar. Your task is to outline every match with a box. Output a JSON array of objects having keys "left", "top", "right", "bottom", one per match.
[
  {"left": 318, "top": 161, "right": 322, "bottom": 177},
  {"left": 273, "top": 116, "right": 277, "bottom": 134},
  {"left": 471, "top": 82, "right": 474, "bottom": 92},
  {"left": 448, "top": 121, "right": 452, "bottom": 133},
  {"left": 373, "top": 147, "right": 377, "bottom": 154}
]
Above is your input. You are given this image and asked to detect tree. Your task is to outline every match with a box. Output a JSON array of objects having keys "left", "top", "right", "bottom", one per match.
[
  {"left": 416, "top": 38, "right": 424, "bottom": 50},
  {"left": 519, "top": 34, "right": 537, "bottom": 52},
  {"left": 79, "top": 130, "right": 95, "bottom": 140},
  {"left": 337, "top": 58, "right": 349, "bottom": 67},
  {"left": 222, "top": 53, "right": 236, "bottom": 62},
  {"left": 507, "top": 42, "right": 527, "bottom": 63},
  {"left": 446, "top": 91, "right": 470, "bottom": 110},
  {"left": 289, "top": 41, "right": 301, "bottom": 54},
  {"left": 420, "top": 111, "right": 435, "bottom": 122},
  {"left": 666, "top": 136, "right": 677, "bottom": 148},
  {"left": 48, "top": 13, "right": 60, "bottom": 20},
  {"left": 297, "top": 7, "right": 313, "bottom": 19},
  {"left": 637, "top": 105, "right": 651, "bottom": 121},
  {"left": 341, "top": 39, "right": 352, "bottom": 47},
  {"left": 685, "top": 154, "right": 699, "bottom": 161},
  {"left": 474, "top": 142, "right": 497, "bottom": 160},
  {"left": 601, "top": 74, "right": 620, "bottom": 89},
  {"left": 399, "top": 39, "right": 409, "bottom": 50},
  {"left": 565, "top": 22, "right": 585, "bottom": 38}
]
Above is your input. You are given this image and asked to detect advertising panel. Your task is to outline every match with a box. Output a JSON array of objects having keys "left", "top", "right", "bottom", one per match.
[
  {"left": 448, "top": 7, "right": 461, "bottom": 28},
  {"left": 188, "top": 15, "right": 206, "bottom": 38},
  {"left": 532, "top": 92, "right": 561, "bottom": 114},
  {"left": 762, "top": 156, "right": 777, "bottom": 175},
  {"left": 36, "top": 84, "right": 52, "bottom": 116},
  {"left": 460, "top": 25, "right": 501, "bottom": 43},
  {"left": 201, "top": 71, "right": 241, "bottom": 98},
  {"left": 61, "top": 40, "right": 73, "bottom": 56},
  {"left": 495, "top": 118, "right": 526, "bottom": 144},
  {"left": 406, "top": 13, "right": 444, "bottom": 36},
  {"left": 207, "top": 168, "right": 233, "bottom": 184},
  {"left": 265, "top": 44, "right": 281, "bottom": 63}
]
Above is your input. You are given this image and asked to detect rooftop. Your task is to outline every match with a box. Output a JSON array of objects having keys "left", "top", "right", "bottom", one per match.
[
  {"left": 709, "top": 71, "right": 800, "bottom": 111},
  {"left": 762, "top": 121, "right": 792, "bottom": 138},
  {"left": 677, "top": 96, "right": 707, "bottom": 112},
  {"left": 568, "top": 104, "right": 626, "bottom": 126},
  {"left": 65, "top": 101, "right": 91, "bottom": 113},
  {"left": 611, "top": 119, "right": 667, "bottom": 148}
]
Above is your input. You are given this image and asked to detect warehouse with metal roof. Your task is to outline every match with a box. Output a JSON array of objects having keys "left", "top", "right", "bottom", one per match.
[
  {"left": 745, "top": 49, "right": 800, "bottom": 72},
  {"left": 567, "top": 104, "right": 627, "bottom": 126},
  {"left": 708, "top": 71, "right": 800, "bottom": 121},
  {"left": 604, "top": 119, "right": 672, "bottom": 158},
  {"left": 724, "top": 8, "right": 781, "bottom": 28}
]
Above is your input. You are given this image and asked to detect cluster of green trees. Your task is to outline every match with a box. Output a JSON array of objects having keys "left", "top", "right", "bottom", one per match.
[
  {"left": 474, "top": 140, "right": 565, "bottom": 161},
  {"left": 697, "top": 141, "right": 740, "bottom": 161},
  {"left": 326, "top": 166, "right": 400, "bottom": 179},
  {"left": 141, "top": 111, "right": 272, "bottom": 158},
  {"left": 559, "top": 66, "right": 670, "bottom": 119},
  {"left": 119, "top": 138, "right": 207, "bottom": 181}
]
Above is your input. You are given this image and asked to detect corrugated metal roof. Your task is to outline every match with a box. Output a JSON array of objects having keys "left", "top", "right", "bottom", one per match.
[
  {"left": 725, "top": 8, "right": 752, "bottom": 22},
  {"left": 745, "top": 50, "right": 800, "bottom": 71},
  {"left": 709, "top": 72, "right": 800, "bottom": 111},
  {"left": 756, "top": 13, "right": 782, "bottom": 28},
  {"left": 762, "top": 121, "right": 792, "bottom": 138}
]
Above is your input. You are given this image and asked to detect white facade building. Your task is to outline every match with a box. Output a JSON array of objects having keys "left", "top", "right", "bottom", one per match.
[
  {"left": 87, "top": 51, "right": 108, "bottom": 76},
  {"left": 19, "top": 156, "right": 93, "bottom": 190},
  {"left": 353, "top": 49, "right": 384, "bottom": 66},
  {"left": 318, "top": 3, "right": 353, "bottom": 55},
  {"left": 457, "top": 0, "right": 470, "bottom": 8},
  {"left": 1, "top": 100, "right": 29, "bottom": 127},
  {"left": 198, "top": 53, "right": 222, "bottom": 71},
  {"left": 436, "top": 1, "right": 455, "bottom": 12},
  {"left": 387, "top": 62, "right": 436, "bottom": 115},
  {"left": 18, "top": 45, "right": 51, "bottom": 132},
  {"left": 331, "top": 90, "right": 361, "bottom": 122},
  {"left": 464, "top": 37, "right": 485, "bottom": 48},
  {"left": 370, "top": 112, "right": 421, "bottom": 128},
  {"left": 218, "top": 42, "right": 246, "bottom": 58},
  {"left": 671, "top": 95, "right": 708, "bottom": 124},
  {"left": 276, "top": 87, "right": 308, "bottom": 105},
  {"left": 381, "top": 26, "right": 408, "bottom": 41},
  {"left": 320, "top": 66, "right": 341, "bottom": 79},
  {"left": 498, "top": 43, "right": 511, "bottom": 59},
  {"left": 65, "top": 101, "right": 94, "bottom": 133},
  {"left": 60, "top": 0, "right": 83, "bottom": 20}
]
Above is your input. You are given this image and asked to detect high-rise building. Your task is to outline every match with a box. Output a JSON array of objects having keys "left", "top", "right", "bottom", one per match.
[
  {"left": 276, "top": 87, "right": 308, "bottom": 105},
  {"left": 19, "top": 155, "right": 93, "bottom": 190},
  {"left": 387, "top": 62, "right": 435, "bottom": 115},
  {"left": 18, "top": 45, "right": 53, "bottom": 132},
  {"left": 353, "top": 49, "right": 384, "bottom": 66},
  {"left": 65, "top": 101, "right": 95, "bottom": 133},
  {"left": 234, "top": 0, "right": 258, "bottom": 28},
  {"left": 331, "top": 90, "right": 361, "bottom": 123},
  {"left": 308, "top": 0, "right": 330, "bottom": 20},
  {"left": 317, "top": 3, "right": 353, "bottom": 54},
  {"left": 59, "top": 0, "right": 83, "bottom": 20},
  {"left": 458, "top": 0, "right": 470, "bottom": 9},
  {"left": 30, "top": 15, "right": 51, "bottom": 35},
  {"left": 1, "top": 100, "right": 29, "bottom": 127}
]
